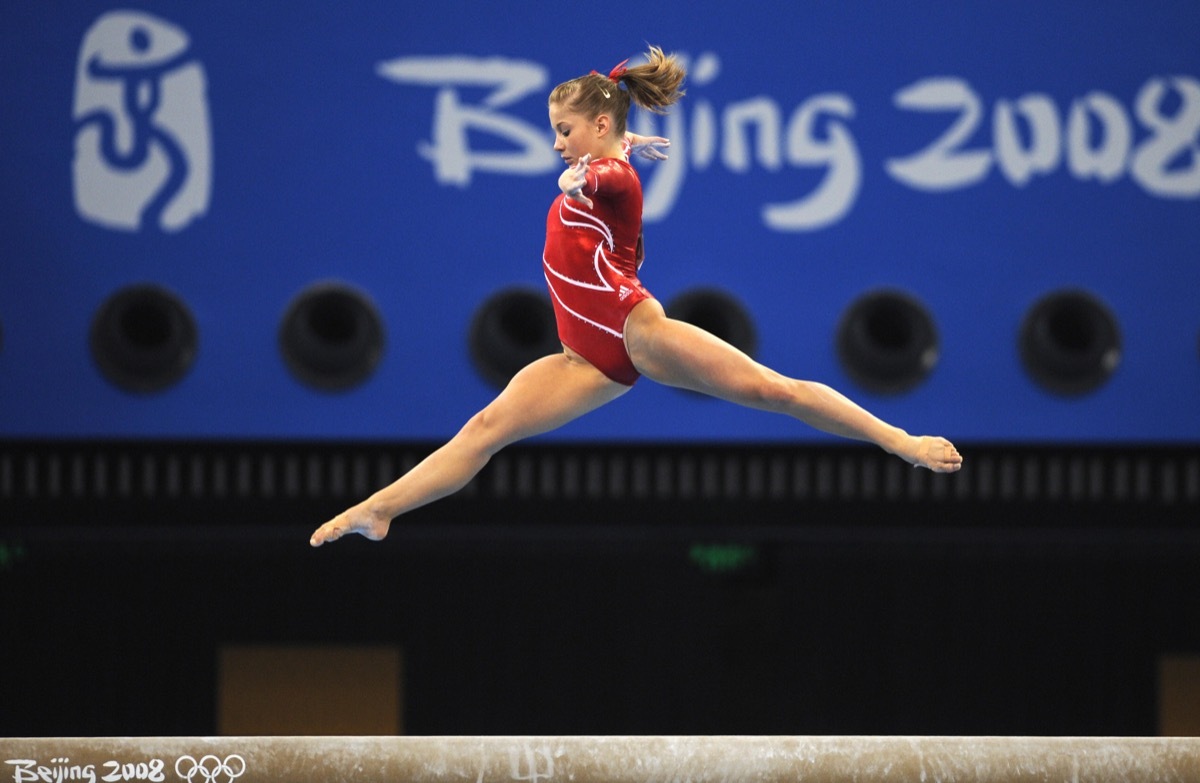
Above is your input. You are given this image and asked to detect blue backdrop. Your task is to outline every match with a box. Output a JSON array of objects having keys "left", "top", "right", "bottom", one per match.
[{"left": 2, "top": 2, "right": 1198, "bottom": 442}]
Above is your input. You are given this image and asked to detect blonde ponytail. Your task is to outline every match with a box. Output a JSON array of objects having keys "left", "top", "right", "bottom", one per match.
[
  {"left": 616, "top": 46, "right": 686, "bottom": 116},
  {"left": 549, "top": 46, "right": 687, "bottom": 136}
]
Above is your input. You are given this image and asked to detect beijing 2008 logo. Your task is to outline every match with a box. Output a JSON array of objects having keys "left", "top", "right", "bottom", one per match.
[
  {"left": 174, "top": 755, "right": 246, "bottom": 783},
  {"left": 72, "top": 9, "right": 213, "bottom": 233},
  {"left": 3, "top": 753, "right": 246, "bottom": 783}
]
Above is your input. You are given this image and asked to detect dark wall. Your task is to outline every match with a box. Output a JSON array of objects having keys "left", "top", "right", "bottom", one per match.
[{"left": 4, "top": 442, "right": 1198, "bottom": 737}]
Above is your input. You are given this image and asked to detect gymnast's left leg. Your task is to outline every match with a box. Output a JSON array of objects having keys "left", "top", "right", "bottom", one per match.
[
  {"left": 309, "top": 350, "right": 630, "bottom": 546},
  {"left": 623, "top": 299, "right": 963, "bottom": 472}
]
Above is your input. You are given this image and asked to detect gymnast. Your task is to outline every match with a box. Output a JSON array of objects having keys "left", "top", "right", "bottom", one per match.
[{"left": 310, "top": 46, "right": 962, "bottom": 547}]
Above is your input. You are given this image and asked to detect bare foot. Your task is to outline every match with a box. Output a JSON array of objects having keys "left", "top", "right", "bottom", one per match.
[
  {"left": 900, "top": 436, "right": 964, "bottom": 473},
  {"left": 309, "top": 504, "right": 391, "bottom": 547}
]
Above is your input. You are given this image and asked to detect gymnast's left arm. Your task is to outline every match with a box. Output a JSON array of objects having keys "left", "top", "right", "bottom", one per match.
[{"left": 625, "top": 132, "right": 670, "bottom": 160}]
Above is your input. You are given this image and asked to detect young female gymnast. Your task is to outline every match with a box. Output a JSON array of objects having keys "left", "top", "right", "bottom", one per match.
[{"left": 310, "top": 46, "right": 962, "bottom": 547}]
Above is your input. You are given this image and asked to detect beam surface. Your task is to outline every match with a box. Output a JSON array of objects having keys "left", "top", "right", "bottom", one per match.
[{"left": 3, "top": 736, "right": 1199, "bottom": 783}]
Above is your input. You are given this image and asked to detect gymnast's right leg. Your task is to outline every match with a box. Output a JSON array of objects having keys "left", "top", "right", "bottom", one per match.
[
  {"left": 310, "top": 350, "right": 629, "bottom": 546},
  {"left": 623, "top": 299, "right": 963, "bottom": 472}
]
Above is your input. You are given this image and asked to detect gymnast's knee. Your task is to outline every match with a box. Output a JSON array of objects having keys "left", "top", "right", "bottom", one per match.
[
  {"left": 735, "top": 368, "right": 797, "bottom": 411},
  {"left": 456, "top": 406, "right": 513, "bottom": 458}
]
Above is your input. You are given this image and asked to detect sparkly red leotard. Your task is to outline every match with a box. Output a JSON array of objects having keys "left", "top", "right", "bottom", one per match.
[{"left": 543, "top": 156, "right": 653, "bottom": 385}]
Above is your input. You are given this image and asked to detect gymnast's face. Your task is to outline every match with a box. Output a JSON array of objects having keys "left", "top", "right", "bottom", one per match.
[{"left": 550, "top": 103, "right": 611, "bottom": 167}]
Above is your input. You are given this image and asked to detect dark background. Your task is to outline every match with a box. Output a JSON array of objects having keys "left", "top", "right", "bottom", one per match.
[{"left": 3, "top": 441, "right": 1197, "bottom": 737}]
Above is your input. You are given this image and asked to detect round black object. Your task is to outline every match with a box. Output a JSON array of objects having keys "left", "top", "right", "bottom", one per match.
[
  {"left": 1019, "top": 289, "right": 1120, "bottom": 396},
  {"left": 837, "top": 289, "right": 939, "bottom": 394},
  {"left": 666, "top": 288, "right": 759, "bottom": 358},
  {"left": 90, "top": 284, "right": 198, "bottom": 393},
  {"left": 469, "top": 288, "right": 559, "bottom": 389},
  {"left": 279, "top": 282, "right": 385, "bottom": 391}
]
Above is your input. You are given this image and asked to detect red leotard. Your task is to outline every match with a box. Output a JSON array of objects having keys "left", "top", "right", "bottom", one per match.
[{"left": 543, "top": 156, "right": 653, "bottom": 385}]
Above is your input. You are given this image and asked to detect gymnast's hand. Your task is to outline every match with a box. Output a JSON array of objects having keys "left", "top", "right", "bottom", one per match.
[
  {"left": 309, "top": 502, "right": 391, "bottom": 547},
  {"left": 558, "top": 154, "right": 593, "bottom": 208},
  {"left": 625, "top": 132, "right": 670, "bottom": 160}
]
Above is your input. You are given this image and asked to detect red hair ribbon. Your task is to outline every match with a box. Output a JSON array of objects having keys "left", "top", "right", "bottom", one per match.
[{"left": 590, "top": 59, "right": 630, "bottom": 84}]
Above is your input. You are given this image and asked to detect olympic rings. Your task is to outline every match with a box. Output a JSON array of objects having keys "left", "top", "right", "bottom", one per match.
[{"left": 174, "top": 754, "right": 247, "bottom": 783}]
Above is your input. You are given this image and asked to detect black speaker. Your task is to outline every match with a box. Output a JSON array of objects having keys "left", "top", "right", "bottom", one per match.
[
  {"left": 468, "top": 287, "right": 560, "bottom": 389},
  {"left": 279, "top": 281, "right": 386, "bottom": 392},
  {"left": 836, "top": 289, "right": 939, "bottom": 394},
  {"left": 90, "top": 283, "right": 198, "bottom": 393},
  {"left": 1019, "top": 289, "right": 1121, "bottom": 396},
  {"left": 666, "top": 288, "right": 759, "bottom": 358}
]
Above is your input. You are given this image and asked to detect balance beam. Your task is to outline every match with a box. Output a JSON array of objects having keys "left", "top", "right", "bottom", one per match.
[{"left": 3, "top": 736, "right": 1199, "bottom": 783}]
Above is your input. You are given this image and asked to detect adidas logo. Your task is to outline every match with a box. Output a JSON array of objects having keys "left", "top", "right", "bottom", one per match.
[{"left": 618, "top": 285, "right": 633, "bottom": 301}]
